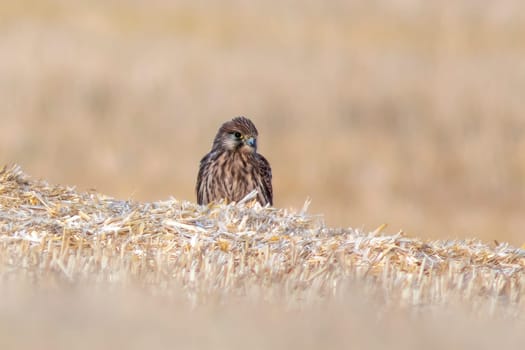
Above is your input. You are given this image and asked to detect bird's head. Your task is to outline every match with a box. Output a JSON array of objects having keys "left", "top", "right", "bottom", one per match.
[{"left": 213, "top": 116, "right": 259, "bottom": 153}]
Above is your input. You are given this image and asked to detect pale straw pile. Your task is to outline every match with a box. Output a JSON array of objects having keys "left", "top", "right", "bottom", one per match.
[{"left": 0, "top": 165, "right": 523, "bottom": 315}]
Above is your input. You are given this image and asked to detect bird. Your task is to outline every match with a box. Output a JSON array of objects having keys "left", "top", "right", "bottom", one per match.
[{"left": 196, "top": 116, "right": 273, "bottom": 206}]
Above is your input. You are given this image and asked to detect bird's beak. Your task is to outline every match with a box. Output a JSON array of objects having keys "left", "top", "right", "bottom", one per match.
[{"left": 245, "top": 137, "right": 256, "bottom": 148}]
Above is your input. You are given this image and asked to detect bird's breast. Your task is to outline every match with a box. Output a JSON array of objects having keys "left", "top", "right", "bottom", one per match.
[{"left": 212, "top": 151, "right": 256, "bottom": 201}]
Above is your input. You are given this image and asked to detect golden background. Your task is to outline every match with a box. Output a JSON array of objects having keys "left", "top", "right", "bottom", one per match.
[{"left": 1, "top": 0, "right": 524, "bottom": 244}]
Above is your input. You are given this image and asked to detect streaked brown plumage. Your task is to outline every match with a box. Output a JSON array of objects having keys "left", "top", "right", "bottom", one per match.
[{"left": 196, "top": 117, "right": 273, "bottom": 206}]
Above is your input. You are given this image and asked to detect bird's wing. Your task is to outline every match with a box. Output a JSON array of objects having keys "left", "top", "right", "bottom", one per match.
[
  {"left": 196, "top": 153, "right": 211, "bottom": 204},
  {"left": 257, "top": 154, "right": 273, "bottom": 205}
]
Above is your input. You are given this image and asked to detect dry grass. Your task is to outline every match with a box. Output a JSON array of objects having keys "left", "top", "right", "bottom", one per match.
[
  {"left": 1, "top": 165, "right": 524, "bottom": 348},
  {"left": 1, "top": 0, "right": 525, "bottom": 244},
  {"left": 1, "top": 2, "right": 525, "bottom": 346}
]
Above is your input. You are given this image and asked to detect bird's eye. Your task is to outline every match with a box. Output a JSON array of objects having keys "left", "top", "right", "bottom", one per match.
[{"left": 234, "top": 132, "right": 242, "bottom": 138}]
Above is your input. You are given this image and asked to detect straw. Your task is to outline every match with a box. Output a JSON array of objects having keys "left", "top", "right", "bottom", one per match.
[{"left": 0, "top": 164, "right": 523, "bottom": 315}]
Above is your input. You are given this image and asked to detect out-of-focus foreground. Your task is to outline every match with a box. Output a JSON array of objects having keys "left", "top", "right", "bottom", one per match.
[{"left": 1, "top": 1, "right": 524, "bottom": 241}]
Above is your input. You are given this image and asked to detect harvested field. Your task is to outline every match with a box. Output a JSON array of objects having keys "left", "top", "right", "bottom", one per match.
[
  {"left": 1, "top": 165, "right": 524, "bottom": 349},
  {"left": 2, "top": 0, "right": 525, "bottom": 244},
  {"left": 2, "top": 1, "right": 525, "bottom": 347}
]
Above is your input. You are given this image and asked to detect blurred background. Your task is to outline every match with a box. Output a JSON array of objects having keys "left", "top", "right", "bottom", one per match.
[{"left": 1, "top": 0, "right": 524, "bottom": 244}]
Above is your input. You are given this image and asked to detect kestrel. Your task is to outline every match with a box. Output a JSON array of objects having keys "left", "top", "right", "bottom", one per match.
[{"left": 196, "top": 117, "right": 273, "bottom": 206}]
